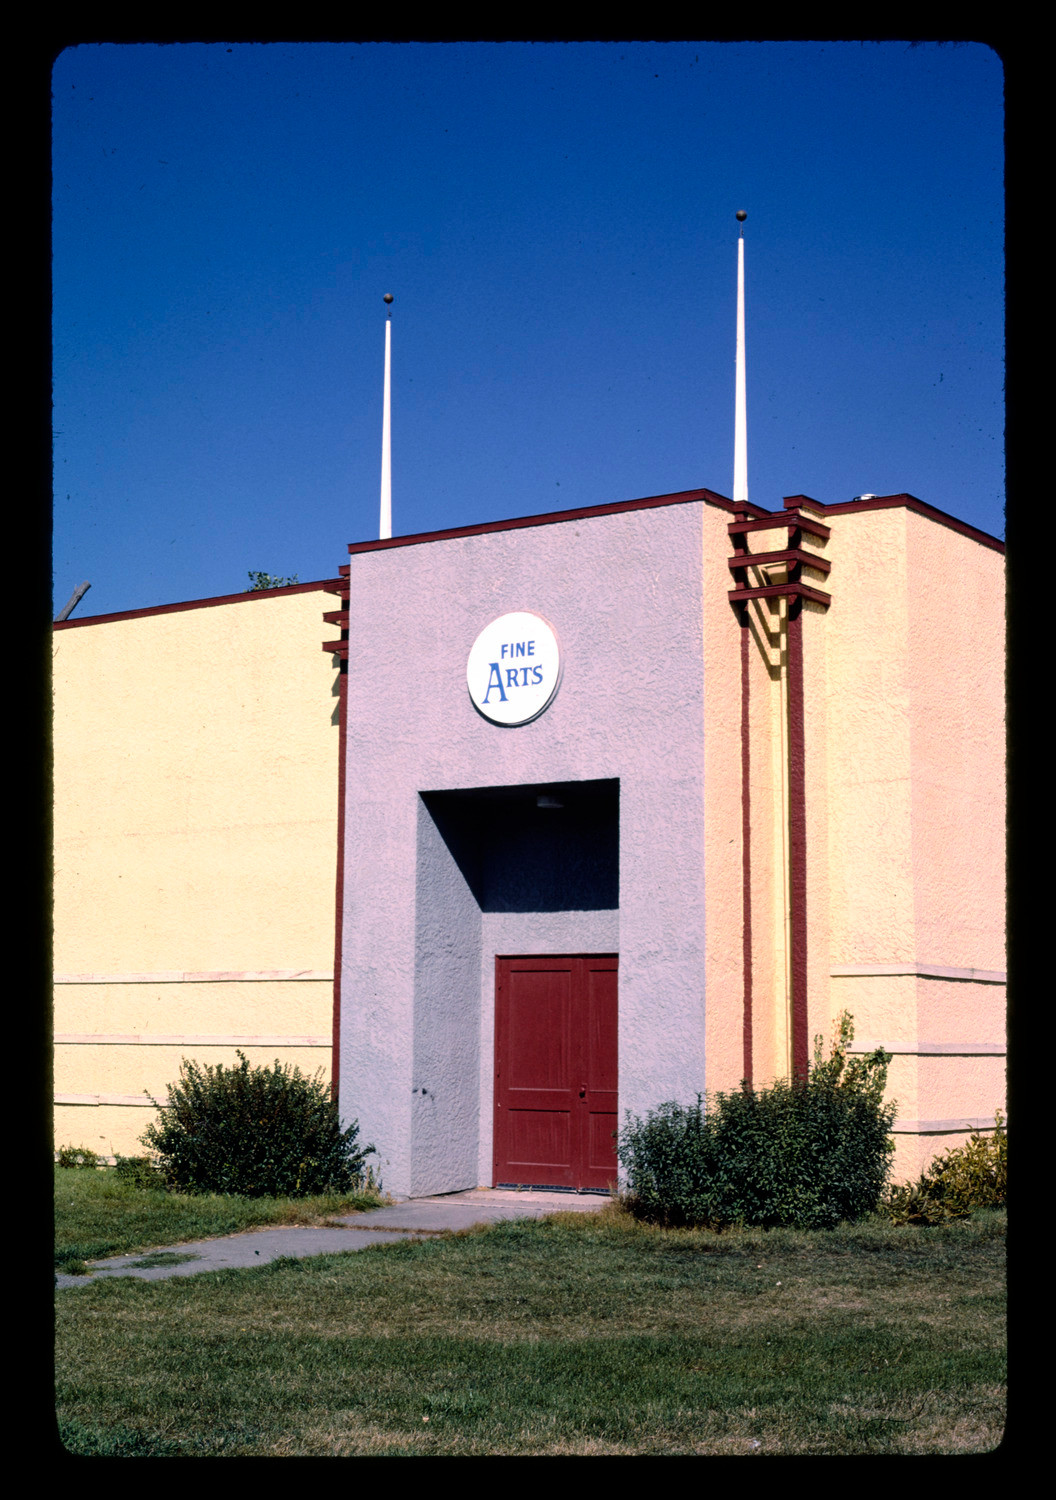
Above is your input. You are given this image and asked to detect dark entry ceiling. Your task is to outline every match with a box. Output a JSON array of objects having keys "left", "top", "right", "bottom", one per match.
[{"left": 421, "top": 779, "right": 619, "bottom": 913}]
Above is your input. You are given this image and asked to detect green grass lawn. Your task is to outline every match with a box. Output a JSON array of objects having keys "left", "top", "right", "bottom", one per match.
[
  {"left": 54, "top": 1181, "right": 1005, "bottom": 1456},
  {"left": 54, "top": 1166, "right": 384, "bottom": 1272}
]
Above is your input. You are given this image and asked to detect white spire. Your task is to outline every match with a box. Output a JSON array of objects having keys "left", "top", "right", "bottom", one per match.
[
  {"left": 379, "top": 294, "right": 393, "bottom": 540},
  {"left": 733, "top": 213, "right": 748, "bottom": 506}
]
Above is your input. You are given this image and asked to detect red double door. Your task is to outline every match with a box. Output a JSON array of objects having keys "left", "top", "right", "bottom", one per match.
[{"left": 493, "top": 954, "right": 618, "bottom": 1191}]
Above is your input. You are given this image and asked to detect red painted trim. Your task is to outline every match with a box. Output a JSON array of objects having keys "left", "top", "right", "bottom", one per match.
[
  {"left": 818, "top": 495, "right": 1004, "bottom": 553},
  {"left": 781, "top": 494, "right": 824, "bottom": 510},
  {"left": 727, "top": 548, "right": 831, "bottom": 576},
  {"left": 330, "top": 654, "right": 349, "bottom": 1103},
  {"left": 345, "top": 488, "right": 765, "bottom": 556},
  {"left": 781, "top": 512, "right": 832, "bottom": 540},
  {"left": 728, "top": 582, "right": 832, "bottom": 608},
  {"left": 786, "top": 603, "right": 809, "bottom": 1080},
  {"left": 728, "top": 514, "right": 830, "bottom": 542},
  {"left": 779, "top": 492, "right": 1003, "bottom": 552},
  {"left": 740, "top": 611, "right": 753, "bottom": 1087},
  {"left": 53, "top": 578, "right": 347, "bottom": 630}
]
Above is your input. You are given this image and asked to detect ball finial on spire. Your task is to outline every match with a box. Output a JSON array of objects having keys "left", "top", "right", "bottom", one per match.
[
  {"left": 383, "top": 293, "right": 394, "bottom": 304},
  {"left": 736, "top": 210, "right": 747, "bottom": 222}
]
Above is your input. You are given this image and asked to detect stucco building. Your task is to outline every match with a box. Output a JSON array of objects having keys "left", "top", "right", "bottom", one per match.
[{"left": 53, "top": 485, "right": 1005, "bottom": 1192}]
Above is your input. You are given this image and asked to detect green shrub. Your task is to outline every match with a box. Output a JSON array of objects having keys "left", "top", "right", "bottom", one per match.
[
  {"left": 55, "top": 1145, "right": 101, "bottom": 1170},
  {"left": 617, "top": 1013, "right": 896, "bottom": 1230},
  {"left": 139, "top": 1051, "right": 376, "bottom": 1198},
  {"left": 113, "top": 1154, "right": 166, "bottom": 1190},
  {"left": 882, "top": 1112, "right": 1006, "bottom": 1226},
  {"left": 246, "top": 570, "right": 299, "bottom": 590}
]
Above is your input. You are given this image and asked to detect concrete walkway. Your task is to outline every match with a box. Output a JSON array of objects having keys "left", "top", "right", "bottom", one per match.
[{"left": 55, "top": 1188, "right": 609, "bottom": 1289}]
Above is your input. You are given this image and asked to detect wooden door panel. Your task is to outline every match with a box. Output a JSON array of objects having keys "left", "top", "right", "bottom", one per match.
[
  {"left": 585, "top": 962, "right": 618, "bottom": 1092},
  {"left": 495, "top": 954, "right": 617, "bottom": 1191},
  {"left": 505, "top": 1111, "right": 573, "bottom": 1177},
  {"left": 588, "top": 1109, "right": 619, "bottom": 1170},
  {"left": 506, "top": 967, "right": 573, "bottom": 1092}
]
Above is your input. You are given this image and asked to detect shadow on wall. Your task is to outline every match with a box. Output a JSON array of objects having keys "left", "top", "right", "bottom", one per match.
[{"left": 420, "top": 780, "right": 619, "bottom": 913}]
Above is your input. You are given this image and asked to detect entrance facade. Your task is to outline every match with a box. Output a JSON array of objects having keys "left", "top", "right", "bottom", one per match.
[{"left": 493, "top": 955, "right": 618, "bottom": 1191}]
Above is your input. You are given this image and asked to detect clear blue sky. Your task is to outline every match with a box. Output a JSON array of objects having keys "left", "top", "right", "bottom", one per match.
[{"left": 52, "top": 41, "right": 1004, "bottom": 618}]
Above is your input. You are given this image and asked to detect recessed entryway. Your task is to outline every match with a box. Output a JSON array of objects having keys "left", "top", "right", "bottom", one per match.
[{"left": 411, "top": 782, "right": 619, "bottom": 1200}]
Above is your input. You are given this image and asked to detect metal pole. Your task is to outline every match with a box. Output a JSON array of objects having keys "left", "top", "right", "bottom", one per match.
[
  {"left": 55, "top": 582, "right": 91, "bottom": 622},
  {"left": 733, "top": 211, "right": 748, "bottom": 505},
  {"left": 380, "top": 295, "right": 393, "bottom": 540}
]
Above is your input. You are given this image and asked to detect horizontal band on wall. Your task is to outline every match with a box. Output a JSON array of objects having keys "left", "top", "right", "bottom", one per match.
[
  {"left": 55, "top": 1094, "right": 160, "bottom": 1107},
  {"left": 848, "top": 1041, "right": 1005, "bottom": 1056},
  {"left": 891, "top": 1117, "right": 1005, "bottom": 1135},
  {"left": 54, "top": 1034, "right": 331, "bottom": 1047},
  {"left": 54, "top": 970, "right": 334, "bottom": 985},
  {"left": 831, "top": 964, "right": 1006, "bottom": 984}
]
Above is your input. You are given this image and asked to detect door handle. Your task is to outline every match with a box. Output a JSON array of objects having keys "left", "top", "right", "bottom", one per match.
[{"left": 579, "top": 1087, "right": 586, "bottom": 1098}]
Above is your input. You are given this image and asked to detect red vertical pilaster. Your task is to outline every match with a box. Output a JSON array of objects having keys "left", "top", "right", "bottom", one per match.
[
  {"left": 323, "top": 576, "right": 351, "bottom": 1103},
  {"left": 740, "top": 610, "right": 754, "bottom": 1085},
  {"left": 330, "top": 657, "right": 347, "bottom": 1100},
  {"left": 728, "top": 501, "right": 830, "bottom": 1087},
  {"left": 786, "top": 598, "right": 809, "bottom": 1079}
]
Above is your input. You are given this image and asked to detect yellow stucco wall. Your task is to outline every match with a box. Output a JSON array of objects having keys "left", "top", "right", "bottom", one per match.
[
  {"left": 706, "top": 500, "right": 1005, "bottom": 1183},
  {"left": 824, "top": 508, "right": 916, "bottom": 1182},
  {"left": 904, "top": 509, "right": 1006, "bottom": 973},
  {"left": 824, "top": 508, "right": 916, "bottom": 967},
  {"left": 53, "top": 585, "right": 341, "bottom": 1156},
  {"left": 821, "top": 506, "right": 1005, "bottom": 1180}
]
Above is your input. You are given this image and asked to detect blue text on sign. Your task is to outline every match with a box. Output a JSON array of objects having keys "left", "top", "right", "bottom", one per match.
[{"left": 482, "top": 661, "right": 544, "bottom": 702}]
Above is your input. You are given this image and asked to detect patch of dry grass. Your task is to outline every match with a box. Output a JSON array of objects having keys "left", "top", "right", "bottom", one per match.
[{"left": 56, "top": 1206, "right": 1005, "bottom": 1456}]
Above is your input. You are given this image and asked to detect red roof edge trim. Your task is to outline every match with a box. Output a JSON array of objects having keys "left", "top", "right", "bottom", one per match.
[
  {"left": 822, "top": 495, "right": 1004, "bottom": 553},
  {"left": 53, "top": 578, "right": 348, "bottom": 630},
  {"left": 345, "top": 487, "right": 760, "bottom": 556}
]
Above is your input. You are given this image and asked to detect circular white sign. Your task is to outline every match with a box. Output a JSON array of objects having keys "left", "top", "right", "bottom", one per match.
[{"left": 466, "top": 611, "right": 563, "bottom": 726}]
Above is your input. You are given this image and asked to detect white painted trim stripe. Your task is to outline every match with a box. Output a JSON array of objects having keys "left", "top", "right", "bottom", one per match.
[
  {"left": 55, "top": 1034, "right": 330, "bottom": 1047},
  {"left": 848, "top": 1040, "right": 1005, "bottom": 1056},
  {"left": 831, "top": 964, "right": 1005, "bottom": 983},
  {"left": 54, "top": 970, "right": 333, "bottom": 985}
]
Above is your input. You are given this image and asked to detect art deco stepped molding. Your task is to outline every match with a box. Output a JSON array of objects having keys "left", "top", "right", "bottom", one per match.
[
  {"left": 322, "top": 574, "right": 350, "bottom": 658},
  {"left": 726, "top": 502, "right": 833, "bottom": 609},
  {"left": 727, "top": 496, "right": 832, "bottom": 1082}
]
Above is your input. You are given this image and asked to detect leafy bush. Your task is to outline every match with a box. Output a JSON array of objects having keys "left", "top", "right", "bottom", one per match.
[
  {"left": 882, "top": 1112, "right": 1006, "bottom": 1226},
  {"left": 113, "top": 1155, "right": 167, "bottom": 1189},
  {"left": 140, "top": 1052, "right": 375, "bottom": 1198},
  {"left": 246, "top": 570, "right": 299, "bottom": 590},
  {"left": 617, "top": 1013, "right": 896, "bottom": 1230},
  {"left": 55, "top": 1145, "right": 101, "bottom": 1170}
]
